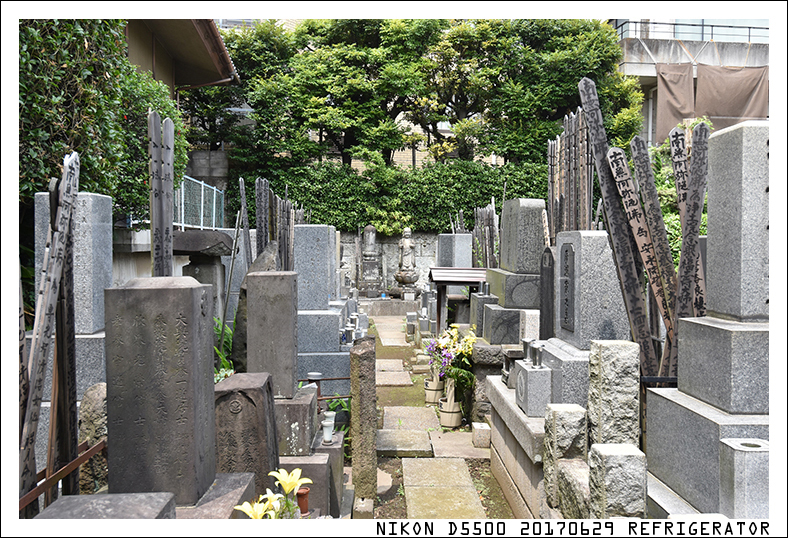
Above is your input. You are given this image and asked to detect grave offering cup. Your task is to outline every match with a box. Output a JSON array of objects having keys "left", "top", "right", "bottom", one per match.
[{"left": 322, "top": 420, "right": 334, "bottom": 444}]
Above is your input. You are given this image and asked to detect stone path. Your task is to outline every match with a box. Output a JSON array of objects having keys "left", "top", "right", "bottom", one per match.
[{"left": 370, "top": 314, "right": 488, "bottom": 519}]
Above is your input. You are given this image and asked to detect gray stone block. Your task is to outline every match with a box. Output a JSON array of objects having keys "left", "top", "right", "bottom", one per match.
[
  {"left": 557, "top": 458, "right": 590, "bottom": 519},
  {"left": 543, "top": 403, "right": 587, "bottom": 508},
  {"left": 274, "top": 385, "right": 318, "bottom": 456},
  {"left": 678, "top": 317, "right": 769, "bottom": 415},
  {"left": 376, "top": 429, "right": 433, "bottom": 457},
  {"left": 483, "top": 304, "right": 524, "bottom": 345},
  {"left": 175, "top": 473, "right": 256, "bottom": 519},
  {"left": 28, "top": 330, "right": 106, "bottom": 405},
  {"left": 646, "top": 387, "right": 769, "bottom": 514},
  {"left": 718, "top": 438, "right": 769, "bottom": 519},
  {"left": 105, "top": 277, "right": 215, "bottom": 506},
  {"left": 587, "top": 340, "right": 640, "bottom": 446},
  {"left": 35, "top": 492, "right": 175, "bottom": 519},
  {"left": 486, "top": 267, "right": 540, "bottom": 309},
  {"left": 297, "top": 310, "right": 341, "bottom": 353},
  {"left": 296, "top": 351, "right": 351, "bottom": 396},
  {"left": 472, "top": 422, "right": 491, "bottom": 448},
  {"left": 490, "top": 408, "right": 543, "bottom": 516},
  {"left": 246, "top": 271, "right": 298, "bottom": 398},
  {"left": 469, "top": 291, "right": 499, "bottom": 333},
  {"left": 294, "top": 224, "right": 336, "bottom": 310},
  {"left": 471, "top": 339, "right": 505, "bottom": 366},
  {"left": 542, "top": 339, "right": 591, "bottom": 408},
  {"left": 519, "top": 309, "right": 540, "bottom": 340},
  {"left": 554, "top": 231, "right": 630, "bottom": 350},
  {"left": 500, "top": 198, "right": 547, "bottom": 274},
  {"left": 313, "top": 430, "right": 346, "bottom": 517},
  {"left": 279, "top": 452, "right": 331, "bottom": 516},
  {"left": 707, "top": 121, "right": 769, "bottom": 321},
  {"left": 514, "top": 360, "right": 552, "bottom": 418},
  {"left": 589, "top": 443, "right": 647, "bottom": 519},
  {"left": 486, "top": 376, "right": 545, "bottom": 464},
  {"left": 437, "top": 233, "right": 473, "bottom": 266},
  {"left": 214, "top": 373, "right": 279, "bottom": 496},
  {"left": 36, "top": 192, "right": 113, "bottom": 334}
]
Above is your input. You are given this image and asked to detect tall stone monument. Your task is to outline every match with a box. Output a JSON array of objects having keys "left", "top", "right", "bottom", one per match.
[
  {"left": 105, "top": 277, "right": 216, "bottom": 505},
  {"left": 358, "top": 224, "right": 384, "bottom": 297},
  {"left": 646, "top": 121, "right": 769, "bottom": 518}
]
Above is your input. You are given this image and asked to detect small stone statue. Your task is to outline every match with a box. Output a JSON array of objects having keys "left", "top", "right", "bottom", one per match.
[{"left": 395, "top": 227, "right": 419, "bottom": 288}]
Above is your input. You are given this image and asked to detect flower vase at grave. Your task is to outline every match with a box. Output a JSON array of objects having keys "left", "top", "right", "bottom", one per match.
[
  {"left": 322, "top": 420, "right": 334, "bottom": 444},
  {"left": 438, "top": 378, "right": 462, "bottom": 428},
  {"left": 425, "top": 377, "right": 445, "bottom": 404},
  {"left": 297, "top": 487, "right": 310, "bottom": 516}
]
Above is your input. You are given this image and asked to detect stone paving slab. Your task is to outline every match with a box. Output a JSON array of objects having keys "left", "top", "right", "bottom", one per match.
[
  {"left": 372, "top": 316, "right": 412, "bottom": 347},
  {"left": 429, "top": 431, "right": 491, "bottom": 459},
  {"left": 405, "top": 486, "right": 486, "bottom": 519},
  {"left": 383, "top": 406, "right": 440, "bottom": 430},
  {"left": 402, "top": 458, "right": 485, "bottom": 519},
  {"left": 411, "top": 364, "right": 431, "bottom": 374},
  {"left": 377, "top": 430, "right": 433, "bottom": 457},
  {"left": 376, "top": 371, "right": 413, "bottom": 386},
  {"left": 376, "top": 359, "right": 406, "bottom": 371}
]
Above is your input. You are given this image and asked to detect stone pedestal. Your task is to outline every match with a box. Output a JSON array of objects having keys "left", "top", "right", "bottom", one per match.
[
  {"left": 541, "top": 338, "right": 591, "bottom": 408},
  {"left": 274, "top": 385, "right": 318, "bottom": 456},
  {"left": 485, "top": 268, "right": 540, "bottom": 309},
  {"left": 718, "top": 438, "right": 769, "bottom": 519},
  {"left": 513, "top": 360, "right": 551, "bottom": 418}
]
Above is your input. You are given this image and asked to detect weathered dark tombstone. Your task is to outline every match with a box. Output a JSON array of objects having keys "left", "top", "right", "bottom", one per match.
[
  {"left": 215, "top": 373, "right": 279, "bottom": 495},
  {"left": 78, "top": 382, "right": 108, "bottom": 495},
  {"left": 540, "top": 246, "right": 556, "bottom": 340},
  {"left": 149, "top": 112, "right": 174, "bottom": 277},
  {"left": 244, "top": 271, "right": 298, "bottom": 398},
  {"left": 105, "top": 277, "right": 215, "bottom": 506}
]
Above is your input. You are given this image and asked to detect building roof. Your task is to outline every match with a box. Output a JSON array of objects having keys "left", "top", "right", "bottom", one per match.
[{"left": 139, "top": 19, "right": 240, "bottom": 88}]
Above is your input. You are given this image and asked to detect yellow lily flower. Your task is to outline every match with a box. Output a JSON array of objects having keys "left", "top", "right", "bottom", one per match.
[
  {"left": 234, "top": 500, "right": 268, "bottom": 519},
  {"left": 268, "top": 467, "right": 313, "bottom": 495}
]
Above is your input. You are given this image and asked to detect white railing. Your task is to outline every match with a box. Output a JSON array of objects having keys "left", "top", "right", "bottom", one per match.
[{"left": 174, "top": 175, "right": 225, "bottom": 230}]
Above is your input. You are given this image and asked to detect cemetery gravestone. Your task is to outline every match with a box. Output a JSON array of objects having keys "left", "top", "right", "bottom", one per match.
[{"left": 105, "top": 277, "right": 215, "bottom": 506}]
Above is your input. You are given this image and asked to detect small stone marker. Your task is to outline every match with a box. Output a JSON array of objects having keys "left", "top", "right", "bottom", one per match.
[
  {"left": 350, "top": 336, "right": 377, "bottom": 501},
  {"left": 539, "top": 246, "right": 556, "bottom": 340},
  {"left": 589, "top": 443, "right": 646, "bottom": 519},
  {"left": 105, "top": 276, "right": 215, "bottom": 506},
  {"left": 215, "top": 373, "right": 279, "bottom": 495}
]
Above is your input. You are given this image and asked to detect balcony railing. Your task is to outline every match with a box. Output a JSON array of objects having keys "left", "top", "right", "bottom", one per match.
[
  {"left": 614, "top": 20, "right": 769, "bottom": 44},
  {"left": 174, "top": 175, "right": 225, "bottom": 230}
]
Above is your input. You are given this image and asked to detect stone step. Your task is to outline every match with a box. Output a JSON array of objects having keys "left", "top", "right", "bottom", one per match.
[
  {"left": 647, "top": 472, "right": 700, "bottom": 518},
  {"left": 376, "top": 372, "right": 413, "bottom": 386},
  {"left": 377, "top": 430, "right": 433, "bottom": 457},
  {"left": 382, "top": 406, "right": 440, "bottom": 431},
  {"left": 376, "top": 359, "right": 406, "bottom": 372},
  {"left": 402, "top": 457, "right": 486, "bottom": 519}
]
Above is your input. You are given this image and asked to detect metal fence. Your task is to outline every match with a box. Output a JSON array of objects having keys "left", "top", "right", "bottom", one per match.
[
  {"left": 614, "top": 20, "right": 769, "bottom": 44},
  {"left": 174, "top": 175, "right": 225, "bottom": 230}
]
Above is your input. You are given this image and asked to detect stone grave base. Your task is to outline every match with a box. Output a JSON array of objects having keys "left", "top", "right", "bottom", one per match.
[
  {"left": 35, "top": 492, "right": 176, "bottom": 519},
  {"left": 175, "top": 473, "right": 255, "bottom": 519}
]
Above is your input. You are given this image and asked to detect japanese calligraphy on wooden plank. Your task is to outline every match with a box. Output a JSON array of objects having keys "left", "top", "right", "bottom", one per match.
[
  {"left": 631, "top": 136, "right": 679, "bottom": 375},
  {"left": 149, "top": 112, "right": 174, "bottom": 276},
  {"left": 607, "top": 147, "right": 675, "bottom": 376},
  {"left": 578, "top": 77, "right": 658, "bottom": 376},
  {"left": 239, "top": 178, "right": 252, "bottom": 271},
  {"left": 256, "top": 177, "right": 269, "bottom": 256},
  {"left": 20, "top": 152, "right": 79, "bottom": 504},
  {"left": 675, "top": 124, "right": 710, "bottom": 322}
]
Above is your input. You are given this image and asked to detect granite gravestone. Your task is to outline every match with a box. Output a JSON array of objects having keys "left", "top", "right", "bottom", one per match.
[{"left": 105, "top": 277, "right": 215, "bottom": 506}]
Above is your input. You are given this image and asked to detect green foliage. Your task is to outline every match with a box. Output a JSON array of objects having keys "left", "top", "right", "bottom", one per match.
[
  {"left": 213, "top": 316, "right": 234, "bottom": 381},
  {"left": 116, "top": 69, "right": 189, "bottom": 222},
  {"left": 19, "top": 19, "right": 127, "bottom": 216}
]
